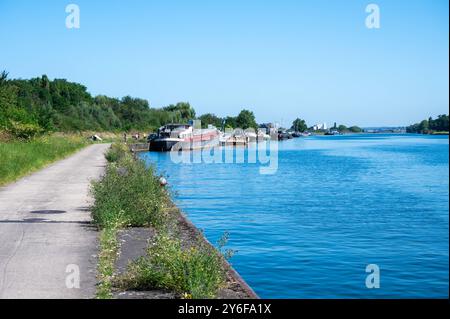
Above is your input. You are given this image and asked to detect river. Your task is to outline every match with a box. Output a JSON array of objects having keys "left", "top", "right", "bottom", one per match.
[{"left": 140, "top": 134, "right": 449, "bottom": 298}]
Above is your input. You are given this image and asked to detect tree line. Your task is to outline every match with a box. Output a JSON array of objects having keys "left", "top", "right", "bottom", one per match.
[
  {"left": 334, "top": 124, "right": 362, "bottom": 133},
  {"left": 1, "top": 71, "right": 367, "bottom": 138},
  {"left": 406, "top": 115, "right": 449, "bottom": 134},
  {"left": 0, "top": 72, "right": 197, "bottom": 135},
  {"left": 0, "top": 72, "right": 265, "bottom": 137},
  {"left": 198, "top": 110, "right": 258, "bottom": 130}
]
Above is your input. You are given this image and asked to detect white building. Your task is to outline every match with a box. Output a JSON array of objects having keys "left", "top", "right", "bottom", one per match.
[{"left": 312, "top": 123, "right": 327, "bottom": 131}]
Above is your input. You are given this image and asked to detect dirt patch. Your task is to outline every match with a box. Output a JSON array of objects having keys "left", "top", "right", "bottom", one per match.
[{"left": 0, "top": 130, "right": 12, "bottom": 142}]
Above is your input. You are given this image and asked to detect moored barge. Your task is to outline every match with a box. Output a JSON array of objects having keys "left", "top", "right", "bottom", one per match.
[{"left": 149, "top": 123, "right": 220, "bottom": 152}]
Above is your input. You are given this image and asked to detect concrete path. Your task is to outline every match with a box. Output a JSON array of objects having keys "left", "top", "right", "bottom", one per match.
[{"left": 0, "top": 143, "right": 110, "bottom": 299}]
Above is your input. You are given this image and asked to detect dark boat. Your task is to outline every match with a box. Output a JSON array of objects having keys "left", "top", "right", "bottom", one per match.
[
  {"left": 278, "top": 130, "right": 292, "bottom": 140},
  {"left": 325, "top": 130, "right": 340, "bottom": 136}
]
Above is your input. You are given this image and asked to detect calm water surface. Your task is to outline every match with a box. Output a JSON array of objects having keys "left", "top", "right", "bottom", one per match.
[{"left": 140, "top": 134, "right": 449, "bottom": 298}]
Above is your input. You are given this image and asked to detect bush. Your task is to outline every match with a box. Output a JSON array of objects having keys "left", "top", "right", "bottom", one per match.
[
  {"left": 91, "top": 147, "right": 167, "bottom": 228},
  {"left": 124, "top": 233, "right": 226, "bottom": 299},
  {"left": 105, "top": 142, "right": 129, "bottom": 163},
  {"left": 348, "top": 126, "right": 362, "bottom": 133},
  {"left": 7, "top": 121, "right": 43, "bottom": 140}
]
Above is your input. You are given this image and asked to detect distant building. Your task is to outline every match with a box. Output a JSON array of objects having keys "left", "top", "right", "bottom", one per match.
[{"left": 312, "top": 123, "right": 327, "bottom": 131}]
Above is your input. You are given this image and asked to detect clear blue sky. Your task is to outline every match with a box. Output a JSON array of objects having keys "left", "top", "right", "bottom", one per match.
[{"left": 0, "top": 0, "right": 448, "bottom": 127}]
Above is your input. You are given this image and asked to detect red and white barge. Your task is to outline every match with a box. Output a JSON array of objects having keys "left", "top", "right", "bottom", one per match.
[{"left": 149, "top": 123, "right": 220, "bottom": 152}]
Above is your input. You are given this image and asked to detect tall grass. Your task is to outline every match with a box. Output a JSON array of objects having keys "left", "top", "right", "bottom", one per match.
[
  {"left": 0, "top": 134, "right": 89, "bottom": 186},
  {"left": 104, "top": 142, "right": 129, "bottom": 163},
  {"left": 122, "top": 233, "right": 227, "bottom": 299},
  {"left": 97, "top": 223, "right": 120, "bottom": 299},
  {"left": 91, "top": 153, "right": 167, "bottom": 228}
]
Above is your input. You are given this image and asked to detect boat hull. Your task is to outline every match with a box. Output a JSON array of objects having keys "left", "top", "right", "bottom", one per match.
[
  {"left": 149, "top": 136, "right": 219, "bottom": 152},
  {"left": 149, "top": 139, "right": 180, "bottom": 152}
]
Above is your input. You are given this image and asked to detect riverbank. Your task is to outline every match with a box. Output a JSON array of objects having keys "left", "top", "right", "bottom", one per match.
[
  {"left": 92, "top": 143, "right": 256, "bottom": 299},
  {"left": 430, "top": 131, "right": 449, "bottom": 135}
]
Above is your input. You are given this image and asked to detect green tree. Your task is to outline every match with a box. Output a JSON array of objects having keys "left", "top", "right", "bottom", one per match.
[
  {"left": 0, "top": 72, "right": 32, "bottom": 128},
  {"left": 236, "top": 109, "right": 257, "bottom": 130},
  {"left": 432, "top": 114, "right": 449, "bottom": 131},
  {"left": 418, "top": 119, "right": 429, "bottom": 133},
  {"left": 348, "top": 126, "right": 362, "bottom": 133},
  {"left": 338, "top": 125, "right": 348, "bottom": 132},
  {"left": 198, "top": 113, "right": 223, "bottom": 129},
  {"left": 0, "top": 70, "right": 8, "bottom": 86},
  {"left": 224, "top": 116, "right": 237, "bottom": 129},
  {"left": 163, "top": 102, "right": 196, "bottom": 123},
  {"left": 291, "top": 118, "right": 307, "bottom": 132}
]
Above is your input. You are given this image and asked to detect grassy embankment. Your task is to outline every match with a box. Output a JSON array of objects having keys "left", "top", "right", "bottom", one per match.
[
  {"left": 430, "top": 131, "right": 449, "bottom": 135},
  {"left": 0, "top": 132, "right": 90, "bottom": 186},
  {"left": 91, "top": 143, "right": 228, "bottom": 299}
]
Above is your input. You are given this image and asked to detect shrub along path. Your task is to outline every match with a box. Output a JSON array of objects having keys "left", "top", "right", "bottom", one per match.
[{"left": 0, "top": 143, "right": 110, "bottom": 298}]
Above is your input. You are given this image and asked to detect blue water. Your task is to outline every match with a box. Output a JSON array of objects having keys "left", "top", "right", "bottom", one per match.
[{"left": 140, "top": 134, "right": 449, "bottom": 298}]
